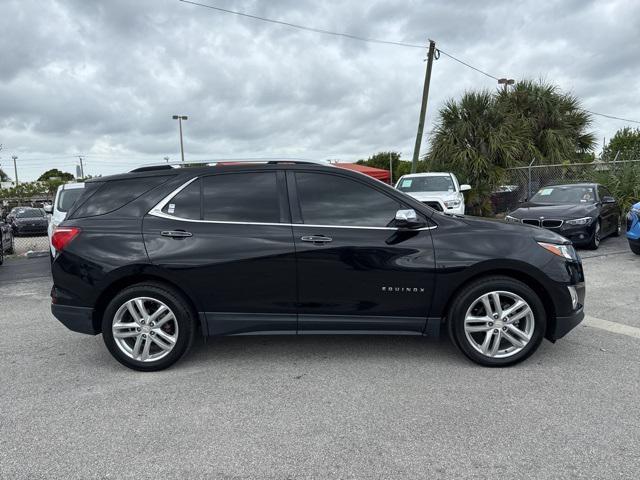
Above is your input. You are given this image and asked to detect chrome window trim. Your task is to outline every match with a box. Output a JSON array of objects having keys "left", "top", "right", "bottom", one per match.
[{"left": 148, "top": 177, "right": 437, "bottom": 231}]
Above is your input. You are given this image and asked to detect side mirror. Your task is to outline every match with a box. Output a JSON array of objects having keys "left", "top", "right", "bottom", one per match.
[
  {"left": 460, "top": 184, "right": 471, "bottom": 192},
  {"left": 395, "top": 209, "right": 422, "bottom": 228},
  {"left": 43, "top": 204, "right": 53, "bottom": 214},
  {"left": 602, "top": 196, "right": 616, "bottom": 204}
]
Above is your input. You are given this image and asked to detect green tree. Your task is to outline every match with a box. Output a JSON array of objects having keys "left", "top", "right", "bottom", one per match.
[
  {"left": 0, "top": 168, "right": 9, "bottom": 182},
  {"left": 356, "top": 151, "right": 424, "bottom": 183},
  {"left": 602, "top": 127, "right": 640, "bottom": 161},
  {"left": 427, "top": 80, "right": 596, "bottom": 214},
  {"left": 37, "top": 169, "right": 74, "bottom": 182},
  {"left": 427, "top": 90, "right": 529, "bottom": 214}
]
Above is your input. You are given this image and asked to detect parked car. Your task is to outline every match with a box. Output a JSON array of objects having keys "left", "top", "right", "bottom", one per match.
[
  {"left": 395, "top": 172, "right": 471, "bottom": 215},
  {"left": 6, "top": 207, "right": 49, "bottom": 236},
  {"left": 50, "top": 161, "right": 584, "bottom": 371},
  {"left": 625, "top": 201, "right": 640, "bottom": 254},
  {"left": 47, "top": 182, "right": 85, "bottom": 257},
  {"left": 0, "top": 219, "right": 15, "bottom": 265},
  {"left": 505, "top": 183, "right": 621, "bottom": 249}
]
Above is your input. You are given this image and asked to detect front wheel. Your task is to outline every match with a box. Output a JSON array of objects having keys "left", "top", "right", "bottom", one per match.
[
  {"left": 629, "top": 241, "right": 640, "bottom": 255},
  {"left": 586, "top": 220, "right": 601, "bottom": 250},
  {"left": 448, "top": 276, "right": 546, "bottom": 367},
  {"left": 102, "top": 283, "right": 196, "bottom": 371}
]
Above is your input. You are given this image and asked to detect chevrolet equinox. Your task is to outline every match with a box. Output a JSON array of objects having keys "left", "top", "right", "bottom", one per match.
[{"left": 50, "top": 161, "right": 585, "bottom": 371}]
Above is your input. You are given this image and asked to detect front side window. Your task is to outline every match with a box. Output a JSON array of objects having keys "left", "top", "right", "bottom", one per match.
[
  {"left": 202, "top": 172, "right": 280, "bottom": 223},
  {"left": 296, "top": 172, "right": 401, "bottom": 227}
]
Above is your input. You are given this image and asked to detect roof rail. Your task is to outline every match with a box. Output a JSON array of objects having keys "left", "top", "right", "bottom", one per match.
[{"left": 129, "top": 158, "right": 332, "bottom": 173}]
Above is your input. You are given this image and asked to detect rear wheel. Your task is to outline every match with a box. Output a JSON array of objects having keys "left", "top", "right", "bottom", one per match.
[
  {"left": 448, "top": 276, "right": 546, "bottom": 367},
  {"left": 611, "top": 216, "right": 621, "bottom": 237},
  {"left": 102, "top": 283, "right": 196, "bottom": 371},
  {"left": 629, "top": 241, "right": 640, "bottom": 255},
  {"left": 7, "top": 235, "right": 14, "bottom": 255}
]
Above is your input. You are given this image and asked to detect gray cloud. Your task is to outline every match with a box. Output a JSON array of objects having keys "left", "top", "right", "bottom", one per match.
[{"left": 0, "top": 0, "right": 639, "bottom": 180}]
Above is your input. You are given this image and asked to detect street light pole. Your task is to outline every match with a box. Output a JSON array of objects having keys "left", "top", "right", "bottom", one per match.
[
  {"left": 498, "top": 78, "right": 515, "bottom": 93},
  {"left": 172, "top": 115, "right": 188, "bottom": 162},
  {"left": 12, "top": 155, "right": 18, "bottom": 187}
]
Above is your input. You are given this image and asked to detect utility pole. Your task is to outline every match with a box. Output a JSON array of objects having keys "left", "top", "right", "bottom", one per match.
[
  {"left": 12, "top": 155, "right": 18, "bottom": 187},
  {"left": 498, "top": 78, "right": 515, "bottom": 93},
  {"left": 389, "top": 152, "right": 393, "bottom": 185},
  {"left": 411, "top": 39, "right": 436, "bottom": 173},
  {"left": 78, "top": 156, "right": 85, "bottom": 179},
  {"left": 172, "top": 115, "right": 188, "bottom": 162}
]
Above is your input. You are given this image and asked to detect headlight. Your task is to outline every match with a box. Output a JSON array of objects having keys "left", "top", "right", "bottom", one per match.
[
  {"left": 565, "top": 217, "right": 593, "bottom": 226},
  {"left": 505, "top": 215, "right": 521, "bottom": 223},
  {"left": 444, "top": 199, "right": 461, "bottom": 208},
  {"left": 537, "top": 241, "right": 577, "bottom": 260}
]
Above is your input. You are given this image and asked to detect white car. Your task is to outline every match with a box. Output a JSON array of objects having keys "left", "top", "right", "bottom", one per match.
[
  {"left": 395, "top": 172, "right": 471, "bottom": 215},
  {"left": 47, "top": 182, "right": 84, "bottom": 256}
]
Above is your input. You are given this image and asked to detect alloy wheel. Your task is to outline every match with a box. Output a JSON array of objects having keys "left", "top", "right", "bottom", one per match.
[
  {"left": 112, "top": 297, "right": 179, "bottom": 362},
  {"left": 594, "top": 221, "right": 601, "bottom": 247},
  {"left": 463, "top": 291, "right": 535, "bottom": 359}
]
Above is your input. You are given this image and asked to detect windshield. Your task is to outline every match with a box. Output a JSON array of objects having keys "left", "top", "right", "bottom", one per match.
[
  {"left": 397, "top": 175, "right": 455, "bottom": 193},
  {"left": 15, "top": 208, "right": 45, "bottom": 218},
  {"left": 530, "top": 186, "right": 596, "bottom": 204},
  {"left": 57, "top": 187, "right": 84, "bottom": 213}
]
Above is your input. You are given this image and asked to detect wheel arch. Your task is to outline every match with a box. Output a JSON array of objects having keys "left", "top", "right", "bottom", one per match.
[
  {"left": 441, "top": 268, "right": 557, "bottom": 341},
  {"left": 92, "top": 273, "right": 202, "bottom": 335}
]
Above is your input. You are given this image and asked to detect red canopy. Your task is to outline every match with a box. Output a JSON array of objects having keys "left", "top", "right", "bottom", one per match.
[{"left": 334, "top": 163, "right": 391, "bottom": 183}]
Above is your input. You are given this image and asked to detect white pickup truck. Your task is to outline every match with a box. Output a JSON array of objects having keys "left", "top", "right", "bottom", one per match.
[{"left": 395, "top": 172, "right": 471, "bottom": 215}]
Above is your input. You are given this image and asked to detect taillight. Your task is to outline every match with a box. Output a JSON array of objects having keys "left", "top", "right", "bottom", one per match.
[{"left": 52, "top": 226, "right": 81, "bottom": 251}]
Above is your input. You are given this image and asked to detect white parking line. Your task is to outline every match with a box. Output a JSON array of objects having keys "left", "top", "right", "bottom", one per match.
[{"left": 583, "top": 315, "right": 640, "bottom": 340}]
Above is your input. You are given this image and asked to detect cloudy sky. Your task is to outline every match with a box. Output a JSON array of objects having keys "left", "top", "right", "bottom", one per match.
[{"left": 1, "top": 0, "right": 639, "bottom": 181}]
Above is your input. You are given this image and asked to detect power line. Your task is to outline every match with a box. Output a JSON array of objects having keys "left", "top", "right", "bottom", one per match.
[
  {"left": 178, "top": 0, "right": 426, "bottom": 49},
  {"left": 585, "top": 110, "right": 640, "bottom": 125},
  {"left": 179, "top": 0, "right": 640, "bottom": 126}
]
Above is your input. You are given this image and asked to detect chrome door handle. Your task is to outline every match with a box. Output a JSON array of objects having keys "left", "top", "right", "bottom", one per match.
[
  {"left": 300, "top": 235, "right": 332, "bottom": 244},
  {"left": 161, "top": 230, "right": 193, "bottom": 238}
]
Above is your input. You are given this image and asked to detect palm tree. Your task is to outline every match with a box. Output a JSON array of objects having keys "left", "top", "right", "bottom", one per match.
[
  {"left": 496, "top": 80, "right": 595, "bottom": 164},
  {"left": 427, "top": 90, "right": 528, "bottom": 213}
]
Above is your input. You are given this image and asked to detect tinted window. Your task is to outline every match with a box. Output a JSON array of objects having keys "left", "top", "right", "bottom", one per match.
[
  {"left": 296, "top": 172, "right": 401, "bottom": 227},
  {"left": 71, "top": 176, "right": 171, "bottom": 218},
  {"left": 16, "top": 208, "right": 45, "bottom": 218},
  {"left": 202, "top": 172, "right": 280, "bottom": 223},
  {"left": 397, "top": 175, "right": 454, "bottom": 193},
  {"left": 163, "top": 179, "right": 201, "bottom": 219},
  {"left": 57, "top": 187, "right": 84, "bottom": 213},
  {"left": 530, "top": 185, "right": 596, "bottom": 204}
]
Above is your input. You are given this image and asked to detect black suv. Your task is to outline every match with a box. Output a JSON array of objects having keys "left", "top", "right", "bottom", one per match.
[{"left": 51, "top": 161, "right": 585, "bottom": 371}]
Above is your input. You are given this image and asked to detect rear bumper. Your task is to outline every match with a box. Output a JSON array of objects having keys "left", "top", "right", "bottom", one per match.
[{"left": 51, "top": 304, "right": 99, "bottom": 335}]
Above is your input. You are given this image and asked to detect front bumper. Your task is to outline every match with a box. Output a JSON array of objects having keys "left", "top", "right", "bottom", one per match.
[
  {"left": 550, "top": 306, "right": 584, "bottom": 341},
  {"left": 544, "top": 223, "right": 595, "bottom": 246},
  {"left": 51, "top": 304, "right": 99, "bottom": 335},
  {"left": 14, "top": 224, "right": 48, "bottom": 235}
]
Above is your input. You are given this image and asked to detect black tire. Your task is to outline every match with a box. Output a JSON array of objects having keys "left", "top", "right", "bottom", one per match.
[
  {"left": 7, "top": 235, "right": 14, "bottom": 255},
  {"left": 448, "top": 276, "right": 546, "bottom": 367},
  {"left": 0, "top": 241, "right": 3, "bottom": 266},
  {"left": 629, "top": 241, "right": 640, "bottom": 255},
  {"left": 586, "top": 220, "right": 601, "bottom": 250},
  {"left": 102, "top": 282, "right": 196, "bottom": 371},
  {"left": 611, "top": 216, "right": 621, "bottom": 237}
]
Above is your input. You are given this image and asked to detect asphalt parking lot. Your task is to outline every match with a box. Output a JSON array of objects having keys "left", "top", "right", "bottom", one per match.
[{"left": 1, "top": 236, "right": 639, "bottom": 479}]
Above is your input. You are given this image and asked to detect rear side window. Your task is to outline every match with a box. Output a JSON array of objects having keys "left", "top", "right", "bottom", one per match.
[
  {"left": 202, "top": 172, "right": 280, "bottom": 223},
  {"left": 57, "top": 188, "right": 84, "bottom": 213},
  {"left": 162, "top": 179, "right": 201, "bottom": 220},
  {"left": 296, "top": 172, "right": 401, "bottom": 227},
  {"left": 71, "top": 176, "right": 170, "bottom": 218}
]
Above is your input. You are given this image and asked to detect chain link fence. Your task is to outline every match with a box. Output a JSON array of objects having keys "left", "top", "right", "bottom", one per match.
[
  {"left": 491, "top": 158, "right": 640, "bottom": 214},
  {"left": 1, "top": 197, "right": 53, "bottom": 257}
]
